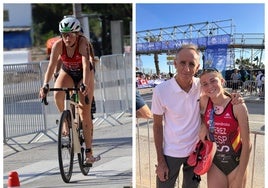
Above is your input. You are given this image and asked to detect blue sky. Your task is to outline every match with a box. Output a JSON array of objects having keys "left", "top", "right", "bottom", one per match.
[{"left": 136, "top": 3, "right": 265, "bottom": 74}]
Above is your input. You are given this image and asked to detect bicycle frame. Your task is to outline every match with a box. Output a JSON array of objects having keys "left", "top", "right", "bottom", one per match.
[
  {"left": 65, "top": 90, "right": 81, "bottom": 154},
  {"left": 43, "top": 87, "right": 82, "bottom": 153},
  {"left": 42, "top": 85, "right": 92, "bottom": 182}
]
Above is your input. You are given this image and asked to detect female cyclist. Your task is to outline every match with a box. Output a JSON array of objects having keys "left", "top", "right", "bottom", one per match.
[{"left": 39, "top": 16, "right": 97, "bottom": 165}]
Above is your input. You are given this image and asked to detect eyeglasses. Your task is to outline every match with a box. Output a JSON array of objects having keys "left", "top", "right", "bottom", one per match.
[{"left": 61, "top": 32, "right": 77, "bottom": 38}]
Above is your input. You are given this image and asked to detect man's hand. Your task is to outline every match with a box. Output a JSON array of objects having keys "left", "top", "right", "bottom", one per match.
[
  {"left": 155, "top": 162, "right": 169, "bottom": 182},
  {"left": 231, "top": 92, "right": 244, "bottom": 105}
]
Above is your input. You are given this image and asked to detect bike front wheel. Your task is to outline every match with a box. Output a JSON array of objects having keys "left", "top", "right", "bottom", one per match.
[{"left": 58, "top": 110, "right": 74, "bottom": 183}]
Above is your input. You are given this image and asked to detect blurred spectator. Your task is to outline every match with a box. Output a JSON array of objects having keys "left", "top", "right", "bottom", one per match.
[
  {"left": 256, "top": 71, "right": 265, "bottom": 99},
  {"left": 240, "top": 67, "right": 249, "bottom": 83},
  {"left": 240, "top": 67, "right": 249, "bottom": 92},
  {"left": 230, "top": 68, "right": 241, "bottom": 92}
]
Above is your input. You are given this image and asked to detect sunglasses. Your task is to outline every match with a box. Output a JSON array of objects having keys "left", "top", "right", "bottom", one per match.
[
  {"left": 198, "top": 68, "right": 219, "bottom": 77},
  {"left": 202, "top": 68, "right": 219, "bottom": 72},
  {"left": 61, "top": 32, "right": 77, "bottom": 38}
]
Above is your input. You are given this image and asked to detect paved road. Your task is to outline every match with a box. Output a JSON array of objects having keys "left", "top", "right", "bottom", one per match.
[{"left": 4, "top": 113, "right": 133, "bottom": 188}]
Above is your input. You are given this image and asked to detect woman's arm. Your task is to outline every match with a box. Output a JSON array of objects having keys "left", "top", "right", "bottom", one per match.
[
  {"left": 39, "top": 40, "right": 61, "bottom": 99},
  {"left": 233, "top": 103, "right": 251, "bottom": 182},
  {"left": 43, "top": 40, "right": 62, "bottom": 85}
]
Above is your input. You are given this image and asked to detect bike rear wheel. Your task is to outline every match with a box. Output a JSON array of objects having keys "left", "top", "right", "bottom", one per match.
[
  {"left": 58, "top": 110, "right": 74, "bottom": 183},
  {"left": 78, "top": 121, "right": 91, "bottom": 175}
]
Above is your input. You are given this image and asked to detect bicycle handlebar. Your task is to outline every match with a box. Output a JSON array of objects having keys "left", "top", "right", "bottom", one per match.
[{"left": 41, "top": 84, "right": 89, "bottom": 105}]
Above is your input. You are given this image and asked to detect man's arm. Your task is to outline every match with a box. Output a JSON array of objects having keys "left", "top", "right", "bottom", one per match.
[{"left": 153, "top": 114, "right": 169, "bottom": 181}]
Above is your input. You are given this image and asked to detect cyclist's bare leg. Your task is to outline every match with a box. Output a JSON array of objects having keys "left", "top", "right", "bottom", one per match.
[
  {"left": 79, "top": 94, "right": 95, "bottom": 163},
  {"left": 53, "top": 58, "right": 62, "bottom": 81},
  {"left": 54, "top": 70, "right": 73, "bottom": 135}
]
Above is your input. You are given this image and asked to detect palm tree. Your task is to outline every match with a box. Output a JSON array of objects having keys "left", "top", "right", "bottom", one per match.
[
  {"left": 235, "top": 58, "right": 262, "bottom": 70},
  {"left": 153, "top": 53, "right": 160, "bottom": 76},
  {"left": 144, "top": 36, "right": 160, "bottom": 75}
]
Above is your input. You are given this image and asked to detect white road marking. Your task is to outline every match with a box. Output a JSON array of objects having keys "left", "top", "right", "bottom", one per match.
[
  {"left": 72, "top": 156, "right": 132, "bottom": 180},
  {"left": 4, "top": 156, "right": 132, "bottom": 184},
  {"left": 4, "top": 160, "right": 59, "bottom": 184}
]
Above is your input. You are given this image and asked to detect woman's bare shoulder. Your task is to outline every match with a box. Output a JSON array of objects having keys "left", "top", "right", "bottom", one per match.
[
  {"left": 79, "top": 35, "right": 89, "bottom": 44},
  {"left": 233, "top": 102, "right": 248, "bottom": 115},
  {"left": 51, "top": 39, "right": 62, "bottom": 54}
]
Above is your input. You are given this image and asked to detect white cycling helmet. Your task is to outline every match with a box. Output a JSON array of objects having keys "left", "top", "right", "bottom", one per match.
[{"left": 59, "top": 16, "right": 81, "bottom": 33}]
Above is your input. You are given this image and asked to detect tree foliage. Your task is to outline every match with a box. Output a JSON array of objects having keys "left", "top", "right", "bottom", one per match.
[
  {"left": 144, "top": 36, "right": 161, "bottom": 75},
  {"left": 32, "top": 3, "right": 132, "bottom": 49},
  {"left": 235, "top": 57, "right": 264, "bottom": 70}
]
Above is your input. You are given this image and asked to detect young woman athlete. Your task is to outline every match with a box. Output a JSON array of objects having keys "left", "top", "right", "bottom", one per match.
[
  {"left": 39, "top": 16, "right": 97, "bottom": 165},
  {"left": 199, "top": 69, "right": 251, "bottom": 188}
]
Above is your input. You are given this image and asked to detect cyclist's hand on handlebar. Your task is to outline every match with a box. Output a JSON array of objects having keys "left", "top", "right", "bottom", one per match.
[
  {"left": 39, "top": 84, "right": 49, "bottom": 98},
  {"left": 40, "top": 84, "right": 49, "bottom": 105},
  {"left": 80, "top": 83, "right": 88, "bottom": 96}
]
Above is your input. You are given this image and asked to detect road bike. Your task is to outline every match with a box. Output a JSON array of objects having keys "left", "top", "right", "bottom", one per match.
[{"left": 42, "top": 84, "right": 100, "bottom": 183}]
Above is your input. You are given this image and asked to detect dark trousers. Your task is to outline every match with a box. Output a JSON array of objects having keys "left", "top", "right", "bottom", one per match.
[{"left": 156, "top": 155, "right": 200, "bottom": 188}]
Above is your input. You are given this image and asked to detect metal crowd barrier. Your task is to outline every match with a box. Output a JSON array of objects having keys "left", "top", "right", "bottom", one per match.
[
  {"left": 3, "top": 53, "right": 132, "bottom": 151},
  {"left": 223, "top": 80, "right": 259, "bottom": 96},
  {"left": 136, "top": 119, "right": 265, "bottom": 188},
  {"left": 94, "top": 53, "right": 132, "bottom": 126}
]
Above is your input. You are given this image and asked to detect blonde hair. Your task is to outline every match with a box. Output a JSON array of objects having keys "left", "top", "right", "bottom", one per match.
[
  {"left": 199, "top": 69, "right": 231, "bottom": 97},
  {"left": 199, "top": 68, "right": 223, "bottom": 79}
]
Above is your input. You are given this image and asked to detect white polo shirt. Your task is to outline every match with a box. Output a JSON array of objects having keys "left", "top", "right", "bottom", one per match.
[{"left": 151, "top": 77, "right": 201, "bottom": 158}]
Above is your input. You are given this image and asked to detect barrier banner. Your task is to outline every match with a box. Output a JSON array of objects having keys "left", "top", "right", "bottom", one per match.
[
  {"left": 136, "top": 34, "right": 231, "bottom": 53},
  {"left": 203, "top": 44, "right": 229, "bottom": 75}
]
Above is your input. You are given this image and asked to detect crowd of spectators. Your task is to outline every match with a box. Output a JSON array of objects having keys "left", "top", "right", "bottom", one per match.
[
  {"left": 136, "top": 68, "right": 265, "bottom": 99},
  {"left": 227, "top": 68, "right": 265, "bottom": 98},
  {"left": 136, "top": 72, "right": 171, "bottom": 89}
]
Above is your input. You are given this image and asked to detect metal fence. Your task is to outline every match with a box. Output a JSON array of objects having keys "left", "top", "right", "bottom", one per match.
[
  {"left": 224, "top": 80, "right": 260, "bottom": 96},
  {"left": 94, "top": 53, "right": 132, "bottom": 126},
  {"left": 136, "top": 119, "right": 265, "bottom": 188},
  {"left": 3, "top": 53, "right": 132, "bottom": 151}
]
